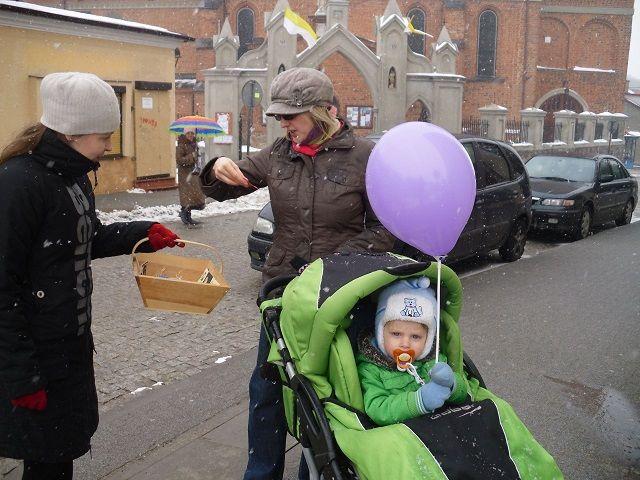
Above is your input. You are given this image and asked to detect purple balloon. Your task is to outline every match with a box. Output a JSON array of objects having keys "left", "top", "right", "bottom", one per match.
[{"left": 366, "top": 122, "right": 476, "bottom": 257}]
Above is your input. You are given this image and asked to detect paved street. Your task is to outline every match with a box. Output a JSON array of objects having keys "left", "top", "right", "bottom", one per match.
[
  {"left": 89, "top": 190, "right": 640, "bottom": 412},
  {"left": 74, "top": 219, "right": 638, "bottom": 480},
  {"left": 2, "top": 190, "right": 638, "bottom": 478}
]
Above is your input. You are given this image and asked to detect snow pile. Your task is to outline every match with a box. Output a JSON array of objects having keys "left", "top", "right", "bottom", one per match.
[{"left": 97, "top": 188, "right": 270, "bottom": 224}]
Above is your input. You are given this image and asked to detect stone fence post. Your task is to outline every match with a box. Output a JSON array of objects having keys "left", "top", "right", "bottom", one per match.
[
  {"left": 553, "top": 110, "right": 576, "bottom": 146},
  {"left": 578, "top": 111, "right": 597, "bottom": 142},
  {"left": 610, "top": 113, "right": 628, "bottom": 140},
  {"left": 520, "top": 108, "right": 546, "bottom": 149},
  {"left": 596, "top": 112, "right": 615, "bottom": 141},
  {"left": 479, "top": 104, "right": 508, "bottom": 141}
]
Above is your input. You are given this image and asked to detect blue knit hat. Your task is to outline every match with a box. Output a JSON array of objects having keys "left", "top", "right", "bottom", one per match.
[{"left": 375, "top": 277, "right": 437, "bottom": 360}]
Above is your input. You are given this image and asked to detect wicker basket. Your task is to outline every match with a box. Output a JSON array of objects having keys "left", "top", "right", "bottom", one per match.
[{"left": 132, "top": 238, "right": 230, "bottom": 314}]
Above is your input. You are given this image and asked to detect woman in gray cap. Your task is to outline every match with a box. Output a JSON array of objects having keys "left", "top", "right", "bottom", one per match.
[
  {"left": 200, "top": 67, "right": 395, "bottom": 480},
  {"left": 0, "top": 72, "right": 181, "bottom": 479}
]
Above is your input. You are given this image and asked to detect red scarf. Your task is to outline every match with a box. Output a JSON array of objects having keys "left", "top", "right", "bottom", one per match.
[
  {"left": 290, "top": 121, "right": 344, "bottom": 158},
  {"left": 291, "top": 141, "right": 322, "bottom": 157}
]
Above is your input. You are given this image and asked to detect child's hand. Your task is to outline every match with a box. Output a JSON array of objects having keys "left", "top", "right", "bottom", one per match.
[
  {"left": 418, "top": 381, "right": 450, "bottom": 413},
  {"left": 429, "top": 362, "right": 455, "bottom": 389}
]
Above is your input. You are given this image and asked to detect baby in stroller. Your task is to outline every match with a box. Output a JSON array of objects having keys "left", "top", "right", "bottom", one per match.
[
  {"left": 260, "top": 252, "right": 563, "bottom": 479},
  {"left": 357, "top": 277, "right": 468, "bottom": 426}
]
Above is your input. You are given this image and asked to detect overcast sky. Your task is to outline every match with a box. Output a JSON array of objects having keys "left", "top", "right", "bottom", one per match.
[{"left": 628, "top": 0, "right": 640, "bottom": 80}]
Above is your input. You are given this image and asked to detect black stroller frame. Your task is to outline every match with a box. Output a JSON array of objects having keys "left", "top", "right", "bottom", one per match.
[{"left": 257, "top": 272, "right": 486, "bottom": 480}]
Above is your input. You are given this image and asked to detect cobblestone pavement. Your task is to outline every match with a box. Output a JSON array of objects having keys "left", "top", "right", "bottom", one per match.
[{"left": 91, "top": 211, "right": 263, "bottom": 412}]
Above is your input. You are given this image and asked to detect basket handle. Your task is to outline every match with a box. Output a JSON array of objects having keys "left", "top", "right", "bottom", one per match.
[{"left": 132, "top": 237, "right": 224, "bottom": 275}]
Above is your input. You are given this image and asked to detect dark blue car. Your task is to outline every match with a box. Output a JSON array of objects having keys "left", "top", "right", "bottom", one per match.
[
  {"left": 247, "top": 136, "right": 532, "bottom": 270},
  {"left": 526, "top": 154, "right": 637, "bottom": 240}
]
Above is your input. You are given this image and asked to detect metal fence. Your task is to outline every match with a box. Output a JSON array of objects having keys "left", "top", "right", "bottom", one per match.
[
  {"left": 595, "top": 121, "right": 604, "bottom": 140},
  {"left": 461, "top": 117, "right": 489, "bottom": 137},
  {"left": 504, "top": 119, "right": 529, "bottom": 144}
]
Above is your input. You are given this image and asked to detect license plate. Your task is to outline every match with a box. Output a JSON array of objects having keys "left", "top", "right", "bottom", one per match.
[{"left": 548, "top": 218, "right": 559, "bottom": 224}]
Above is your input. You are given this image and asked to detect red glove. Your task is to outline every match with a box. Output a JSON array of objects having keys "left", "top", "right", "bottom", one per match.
[
  {"left": 148, "top": 224, "right": 183, "bottom": 251},
  {"left": 11, "top": 389, "right": 47, "bottom": 411}
]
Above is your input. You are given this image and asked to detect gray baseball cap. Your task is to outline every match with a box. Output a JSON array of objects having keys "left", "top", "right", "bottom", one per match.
[{"left": 266, "top": 67, "right": 334, "bottom": 116}]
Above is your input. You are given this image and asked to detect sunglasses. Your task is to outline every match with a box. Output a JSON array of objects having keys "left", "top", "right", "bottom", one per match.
[{"left": 273, "top": 113, "right": 299, "bottom": 121}]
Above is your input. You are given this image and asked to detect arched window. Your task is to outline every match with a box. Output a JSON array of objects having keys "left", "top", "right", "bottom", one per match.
[
  {"left": 237, "top": 7, "right": 255, "bottom": 58},
  {"left": 477, "top": 10, "right": 497, "bottom": 78},
  {"left": 407, "top": 7, "right": 426, "bottom": 55}
]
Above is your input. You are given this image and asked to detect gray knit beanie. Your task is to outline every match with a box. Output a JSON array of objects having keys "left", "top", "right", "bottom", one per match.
[{"left": 40, "top": 72, "right": 120, "bottom": 135}]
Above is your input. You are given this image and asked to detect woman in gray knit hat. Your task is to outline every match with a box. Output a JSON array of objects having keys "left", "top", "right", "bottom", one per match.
[
  {"left": 0, "top": 72, "right": 181, "bottom": 479},
  {"left": 200, "top": 67, "right": 395, "bottom": 480}
]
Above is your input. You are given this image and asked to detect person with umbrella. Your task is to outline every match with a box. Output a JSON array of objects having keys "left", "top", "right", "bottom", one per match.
[
  {"left": 175, "top": 126, "right": 206, "bottom": 225},
  {"left": 170, "top": 116, "right": 224, "bottom": 226}
]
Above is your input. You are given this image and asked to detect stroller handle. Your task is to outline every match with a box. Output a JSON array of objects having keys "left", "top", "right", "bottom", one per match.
[{"left": 257, "top": 274, "right": 297, "bottom": 306}]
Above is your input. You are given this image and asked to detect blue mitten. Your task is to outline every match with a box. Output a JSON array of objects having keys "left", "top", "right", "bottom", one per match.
[
  {"left": 417, "top": 381, "right": 451, "bottom": 413},
  {"left": 429, "top": 362, "right": 455, "bottom": 390}
]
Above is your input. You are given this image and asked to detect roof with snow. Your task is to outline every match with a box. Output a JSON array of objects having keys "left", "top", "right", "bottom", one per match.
[
  {"left": 0, "top": 0, "right": 194, "bottom": 41},
  {"left": 625, "top": 94, "right": 640, "bottom": 109}
]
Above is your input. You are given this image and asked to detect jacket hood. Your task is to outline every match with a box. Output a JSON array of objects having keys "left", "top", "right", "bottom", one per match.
[
  {"left": 31, "top": 128, "right": 99, "bottom": 178},
  {"left": 357, "top": 330, "right": 398, "bottom": 371},
  {"left": 358, "top": 328, "right": 435, "bottom": 371},
  {"left": 177, "top": 134, "right": 197, "bottom": 146}
]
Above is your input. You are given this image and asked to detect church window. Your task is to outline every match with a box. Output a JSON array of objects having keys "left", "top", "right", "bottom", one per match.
[
  {"left": 477, "top": 10, "right": 498, "bottom": 78},
  {"left": 237, "top": 7, "right": 255, "bottom": 58},
  {"left": 407, "top": 7, "right": 426, "bottom": 55}
]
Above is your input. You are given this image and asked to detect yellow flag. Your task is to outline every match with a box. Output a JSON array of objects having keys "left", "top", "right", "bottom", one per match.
[
  {"left": 404, "top": 17, "right": 433, "bottom": 38},
  {"left": 284, "top": 7, "right": 318, "bottom": 47}
]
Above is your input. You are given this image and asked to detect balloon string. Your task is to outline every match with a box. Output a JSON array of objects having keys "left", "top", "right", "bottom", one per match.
[{"left": 435, "top": 256, "right": 443, "bottom": 364}]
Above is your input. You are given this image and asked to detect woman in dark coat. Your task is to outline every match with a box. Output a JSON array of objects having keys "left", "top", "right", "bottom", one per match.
[
  {"left": 200, "top": 67, "right": 395, "bottom": 480},
  {"left": 176, "top": 127, "right": 206, "bottom": 225},
  {"left": 0, "top": 72, "right": 181, "bottom": 479}
]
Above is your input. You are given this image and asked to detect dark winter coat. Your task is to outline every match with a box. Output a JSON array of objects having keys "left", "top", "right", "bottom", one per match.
[
  {"left": 200, "top": 122, "right": 395, "bottom": 280},
  {"left": 176, "top": 136, "right": 205, "bottom": 209},
  {"left": 0, "top": 129, "right": 155, "bottom": 462}
]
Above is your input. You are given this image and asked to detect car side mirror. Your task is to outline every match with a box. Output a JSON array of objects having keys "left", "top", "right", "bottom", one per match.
[{"left": 600, "top": 173, "right": 614, "bottom": 183}]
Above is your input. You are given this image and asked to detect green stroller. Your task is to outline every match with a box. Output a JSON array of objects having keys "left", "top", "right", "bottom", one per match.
[{"left": 258, "top": 252, "right": 563, "bottom": 479}]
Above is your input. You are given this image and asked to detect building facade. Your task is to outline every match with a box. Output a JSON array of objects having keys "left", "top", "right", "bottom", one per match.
[
  {"left": 31, "top": 0, "right": 634, "bottom": 149},
  {"left": 0, "top": 1, "right": 193, "bottom": 192}
]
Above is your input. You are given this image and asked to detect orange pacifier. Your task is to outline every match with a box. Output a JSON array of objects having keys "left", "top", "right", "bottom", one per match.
[{"left": 393, "top": 349, "right": 415, "bottom": 371}]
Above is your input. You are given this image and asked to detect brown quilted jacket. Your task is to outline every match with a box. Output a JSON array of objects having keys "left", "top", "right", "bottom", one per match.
[{"left": 200, "top": 123, "right": 395, "bottom": 280}]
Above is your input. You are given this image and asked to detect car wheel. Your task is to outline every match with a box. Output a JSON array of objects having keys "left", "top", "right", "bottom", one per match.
[
  {"left": 615, "top": 199, "right": 634, "bottom": 226},
  {"left": 498, "top": 218, "right": 527, "bottom": 262},
  {"left": 574, "top": 207, "right": 592, "bottom": 240}
]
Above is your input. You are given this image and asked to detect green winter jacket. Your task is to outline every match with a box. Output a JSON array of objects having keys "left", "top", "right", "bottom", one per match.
[{"left": 356, "top": 334, "right": 468, "bottom": 426}]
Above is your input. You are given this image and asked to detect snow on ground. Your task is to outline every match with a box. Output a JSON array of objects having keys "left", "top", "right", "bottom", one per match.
[
  {"left": 130, "top": 387, "right": 152, "bottom": 395},
  {"left": 126, "top": 188, "right": 149, "bottom": 194},
  {"left": 97, "top": 188, "right": 270, "bottom": 224}
]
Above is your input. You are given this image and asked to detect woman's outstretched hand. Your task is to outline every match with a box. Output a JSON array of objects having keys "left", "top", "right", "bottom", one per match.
[{"left": 213, "top": 157, "right": 251, "bottom": 188}]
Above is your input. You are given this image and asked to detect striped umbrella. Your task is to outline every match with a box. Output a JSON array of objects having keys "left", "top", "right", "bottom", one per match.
[{"left": 169, "top": 115, "right": 224, "bottom": 136}]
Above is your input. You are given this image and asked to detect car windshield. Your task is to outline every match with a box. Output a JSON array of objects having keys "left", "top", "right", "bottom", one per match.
[{"left": 525, "top": 156, "right": 596, "bottom": 182}]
